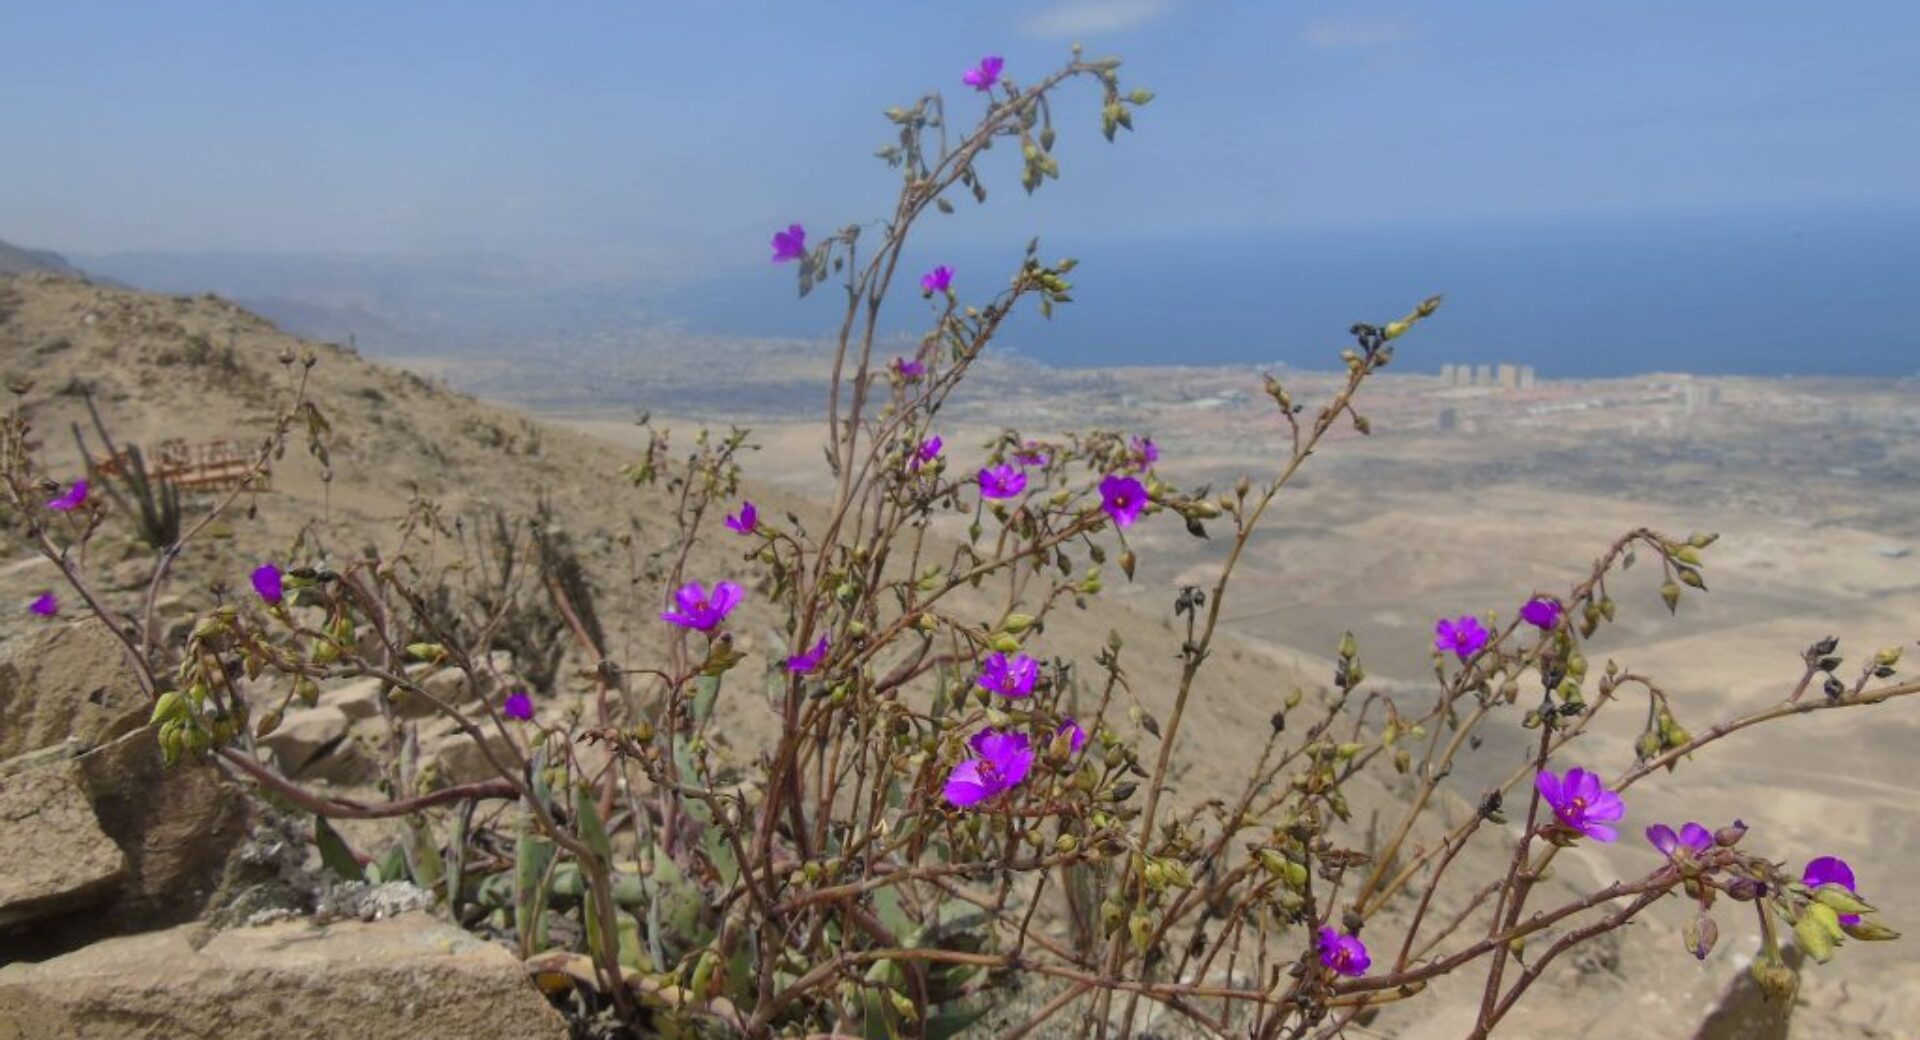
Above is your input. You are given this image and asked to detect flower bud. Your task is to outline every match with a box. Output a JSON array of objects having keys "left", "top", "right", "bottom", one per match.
[
  {"left": 1713, "top": 820, "right": 1748, "bottom": 847},
  {"left": 1751, "top": 954, "right": 1799, "bottom": 1005},
  {"left": 1725, "top": 877, "right": 1764, "bottom": 902},
  {"left": 1794, "top": 905, "right": 1840, "bottom": 963},
  {"left": 1841, "top": 918, "right": 1901, "bottom": 942},
  {"left": 1660, "top": 582, "right": 1682, "bottom": 614},
  {"left": 1811, "top": 884, "right": 1876, "bottom": 916}
]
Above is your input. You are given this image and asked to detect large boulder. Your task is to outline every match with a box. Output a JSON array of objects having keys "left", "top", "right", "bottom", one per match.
[
  {"left": 0, "top": 912, "right": 568, "bottom": 1039},
  {"left": 0, "top": 621, "right": 147, "bottom": 762},
  {"left": 0, "top": 754, "right": 126, "bottom": 930},
  {"left": 0, "top": 619, "right": 246, "bottom": 950}
]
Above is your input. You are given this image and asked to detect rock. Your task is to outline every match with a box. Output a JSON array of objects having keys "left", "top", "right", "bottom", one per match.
[
  {"left": 257, "top": 704, "right": 375, "bottom": 784},
  {"left": 0, "top": 912, "right": 569, "bottom": 1039},
  {"left": 417, "top": 714, "right": 521, "bottom": 786},
  {"left": 326, "top": 675, "right": 388, "bottom": 721},
  {"left": 409, "top": 651, "right": 517, "bottom": 714},
  {"left": 70, "top": 728, "right": 248, "bottom": 936},
  {"left": 0, "top": 757, "right": 127, "bottom": 930},
  {"left": 0, "top": 621, "right": 147, "bottom": 762},
  {"left": 1692, "top": 950, "right": 1799, "bottom": 1040}
]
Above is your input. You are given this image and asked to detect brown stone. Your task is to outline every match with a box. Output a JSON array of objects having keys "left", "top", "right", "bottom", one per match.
[
  {"left": 0, "top": 621, "right": 147, "bottom": 762},
  {"left": 0, "top": 913, "right": 568, "bottom": 1039},
  {"left": 0, "top": 758, "right": 126, "bottom": 931}
]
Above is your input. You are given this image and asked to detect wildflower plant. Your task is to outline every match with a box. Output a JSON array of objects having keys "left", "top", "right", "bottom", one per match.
[{"left": 2, "top": 46, "right": 1912, "bottom": 1040}]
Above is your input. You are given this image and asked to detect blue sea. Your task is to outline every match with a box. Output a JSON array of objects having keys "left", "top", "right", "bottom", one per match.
[{"left": 665, "top": 208, "right": 1920, "bottom": 379}]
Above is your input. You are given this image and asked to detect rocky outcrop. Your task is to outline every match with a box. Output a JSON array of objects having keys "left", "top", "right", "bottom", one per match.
[
  {"left": 0, "top": 621, "right": 246, "bottom": 951},
  {"left": 0, "top": 912, "right": 568, "bottom": 1039},
  {"left": 0, "top": 756, "right": 126, "bottom": 930},
  {"left": 0, "top": 621, "right": 147, "bottom": 762}
]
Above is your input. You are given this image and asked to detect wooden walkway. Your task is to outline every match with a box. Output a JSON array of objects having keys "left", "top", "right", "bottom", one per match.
[{"left": 92, "top": 438, "right": 266, "bottom": 491}]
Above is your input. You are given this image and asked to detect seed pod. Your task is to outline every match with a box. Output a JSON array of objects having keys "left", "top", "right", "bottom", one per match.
[{"left": 1683, "top": 915, "right": 1719, "bottom": 960}]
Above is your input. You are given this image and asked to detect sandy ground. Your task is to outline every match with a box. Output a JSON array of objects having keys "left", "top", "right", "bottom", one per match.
[{"left": 4, "top": 273, "right": 1915, "bottom": 1036}]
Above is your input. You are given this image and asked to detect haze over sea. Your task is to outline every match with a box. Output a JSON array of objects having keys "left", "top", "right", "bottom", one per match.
[{"left": 668, "top": 207, "right": 1920, "bottom": 379}]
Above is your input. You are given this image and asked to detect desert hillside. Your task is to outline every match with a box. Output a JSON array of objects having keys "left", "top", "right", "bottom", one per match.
[{"left": 2, "top": 274, "right": 1912, "bottom": 1037}]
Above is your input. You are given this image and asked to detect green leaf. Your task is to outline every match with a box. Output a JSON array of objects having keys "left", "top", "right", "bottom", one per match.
[
  {"left": 405, "top": 816, "right": 445, "bottom": 895},
  {"left": 513, "top": 818, "right": 555, "bottom": 954},
  {"left": 314, "top": 815, "right": 366, "bottom": 883},
  {"left": 374, "top": 844, "right": 407, "bottom": 884}
]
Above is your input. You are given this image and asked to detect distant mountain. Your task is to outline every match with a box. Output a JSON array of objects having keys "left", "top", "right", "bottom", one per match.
[
  {"left": 76, "top": 249, "right": 675, "bottom": 354},
  {"left": 0, "top": 238, "right": 84, "bottom": 278}
]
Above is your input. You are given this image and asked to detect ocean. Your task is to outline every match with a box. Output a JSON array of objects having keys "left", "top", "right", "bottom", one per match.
[{"left": 669, "top": 207, "right": 1920, "bottom": 378}]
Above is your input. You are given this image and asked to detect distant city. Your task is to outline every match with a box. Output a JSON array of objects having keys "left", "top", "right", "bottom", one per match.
[{"left": 1438, "top": 363, "right": 1537, "bottom": 389}]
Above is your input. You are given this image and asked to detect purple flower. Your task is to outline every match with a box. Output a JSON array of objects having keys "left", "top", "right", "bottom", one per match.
[
  {"left": 1013, "top": 442, "right": 1050, "bottom": 467},
  {"left": 1536, "top": 766, "right": 1626, "bottom": 843},
  {"left": 787, "top": 635, "right": 830, "bottom": 674},
  {"left": 1433, "top": 616, "right": 1490, "bottom": 660},
  {"left": 978, "top": 652, "right": 1040, "bottom": 698},
  {"left": 1057, "top": 718, "right": 1087, "bottom": 755},
  {"left": 251, "top": 562, "right": 284, "bottom": 605},
  {"left": 1646, "top": 821, "right": 1713, "bottom": 862},
  {"left": 944, "top": 729, "right": 1033, "bottom": 807},
  {"left": 978, "top": 464, "right": 1027, "bottom": 500},
  {"left": 502, "top": 690, "right": 534, "bottom": 721},
  {"left": 28, "top": 591, "right": 57, "bottom": 617},
  {"left": 770, "top": 223, "right": 806, "bottom": 263},
  {"left": 1130, "top": 436, "right": 1159, "bottom": 469},
  {"left": 1099, "top": 474, "right": 1148, "bottom": 528},
  {"left": 920, "top": 265, "right": 954, "bottom": 295},
  {"left": 1317, "top": 928, "right": 1371, "bottom": 977},
  {"left": 660, "top": 580, "right": 744, "bottom": 632},
  {"left": 46, "top": 479, "right": 88, "bottom": 511},
  {"left": 724, "top": 500, "right": 758, "bottom": 535},
  {"left": 895, "top": 357, "right": 926, "bottom": 380},
  {"left": 912, "top": 435, "right": 944, "bottom": 471},
  {"left": 961, "top": 55, "right": 1004, "bottom": 92},
  {"left": 1803, "top": 856, "right": 1863, "bottom": 927},
  {"left": 1520, "top": 597, "right": 1563, "bottom": 630}
]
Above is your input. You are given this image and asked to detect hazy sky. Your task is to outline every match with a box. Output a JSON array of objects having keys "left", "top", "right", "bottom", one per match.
[{"left": 4, "top": 1, "right": 1916, "bottom": 274}]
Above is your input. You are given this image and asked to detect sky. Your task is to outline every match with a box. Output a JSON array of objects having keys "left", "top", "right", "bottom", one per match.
[{"left": 4, "top": 0, "right": 1918, "bottom": 276}]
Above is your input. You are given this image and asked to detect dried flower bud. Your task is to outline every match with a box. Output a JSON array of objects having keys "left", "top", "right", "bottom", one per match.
[
  {"left": 1713, "top": 820, "right": 1748, "bottom": 847},
  {"left": 1751, "top": 954, "right": 1799, "bottom": 1005},
  {"left": 1682, "top": 915, "right": 1719, "bottom": 960}
]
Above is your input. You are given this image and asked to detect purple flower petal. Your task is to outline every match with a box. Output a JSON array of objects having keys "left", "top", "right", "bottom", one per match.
[
  {"left": 944, "top": 760, "right": 991, "bottom": 806},
  {"left": 502, "top": 691, "right": 534, "bottom": 721},
  {"left": 28, "top": 591, "right": 57, "bottom": 617},
  {"left": 978, "top": 464, "right": 1027, "bottom": 500},
  {"left": 770, "top": 223, "right": 807, "bottom": 263},
  {"left": 251, "top": 562, "right": 284, "bottom": 605},
  {"left": 725, "top": 501, "right": 758, "bottom": 534},
  {"left": 1131, "top": 436, "right": 1159, "bottom": 467},
  {"left": 920, "top": 265, "right": 954, "bottom": 295},
  {"left": 1317, "top": 927, "right": 1371, "bottom": 977},
  {"left": 1646, "top": 824, "right": 1679, "bottom": 857},
  {"left": 786, "top": 635, "right": 830, "bottom": 674},
  {"left": 1538, "top": 766, "right": 1624, "bottom": 843},
  {"left": 978, "top": 652, "right": 1039, "bottom": 697},
  {"left": 1099, "top": 474, "right": 1148, "bottom": 528},
  {"left": 1534, "top": 767, "right": 1563, "bottom": 807},
  {"left": 911, "top": 435, "right": 944, "bottom": 471},
  {"left": 46, "top": 479, "right": 89, "bottom": 511},
  {"left": 962, "top": 55, "right": 1004, "bottom": 91},
  {"left": 1058, "top": 718, "right": 1087, "bottom": 755},
  {"left": 1679, "top": 822, "right": 1713, "bottom": 853},
  {"left": 1520, "top": 597, "right": 1563, "bottom": 630},
  {"left": 661, "top": 580, "right": 744, "bottom": 631},
  {"left": 1802, "top": 856, "right": 1856, "bottom": 892}
]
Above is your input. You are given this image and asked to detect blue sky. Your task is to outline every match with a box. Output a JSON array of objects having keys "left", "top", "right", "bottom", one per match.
[{"left": 3, "top": 1, "right": 1916, "bottom": 276}]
